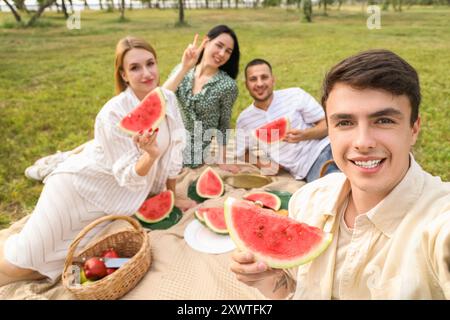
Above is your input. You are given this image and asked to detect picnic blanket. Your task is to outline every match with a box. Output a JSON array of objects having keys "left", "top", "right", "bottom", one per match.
[{"left": 0, "top": 145, "right": 306, "bottom": 300}]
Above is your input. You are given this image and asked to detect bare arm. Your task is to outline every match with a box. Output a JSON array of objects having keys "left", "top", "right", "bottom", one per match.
[
  {"left": 163, "top": 34, "right": 207, "bottom": 92},
  {"left": 283, "top": 118, "right": 328, "bottom": 143}
]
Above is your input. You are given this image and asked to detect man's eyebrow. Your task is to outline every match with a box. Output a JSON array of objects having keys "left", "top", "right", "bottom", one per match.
[
  {"left": 368, "top": 107, "right": 404, "bottom": 118},
  {"left": 329, "top": 113, "right": 354, "bottom": 121},
  {"left": 329, "top": 107, "right": 404, "bottom": 121}
]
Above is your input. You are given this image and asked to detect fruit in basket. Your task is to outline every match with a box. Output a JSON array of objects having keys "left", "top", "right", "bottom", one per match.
[
  {"left": 102, "top": 248, "right": 120, "bottom": 275},
  {"left": 79, "top": 268, "right": 88, "bottom": 284},
  {"left": 119, "top": 87, "right": 166, "bottom": 135},
  {"left": 243, "top": 191, "right": 281, "bottom": 210},
  {"left": 253, "top": 116, "right": 290, "bottom": 144},
  {"left": 135, "top": 190, "right": 175, "bottom": 223},
  {"left": 196, "top": 167, "right": 224, "bottom": 199},
  {"left": 83, "top": 257, "right": 108, "bottom": 280},
  {"left": 224, "top": 197, "right": 332, "bottom": 269}
]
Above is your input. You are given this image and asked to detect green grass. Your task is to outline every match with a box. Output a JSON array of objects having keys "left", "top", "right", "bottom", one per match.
[{"left": 1, "top": 6, "right": 449, "bottom": 229}]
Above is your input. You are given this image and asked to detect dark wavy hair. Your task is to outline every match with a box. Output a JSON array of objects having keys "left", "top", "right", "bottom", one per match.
[
  {"left": 197, "top": 25, "right": 240, "bottom": 79},
  {"left": 322, "top": 49, "right": 420, "bottom": 126}
]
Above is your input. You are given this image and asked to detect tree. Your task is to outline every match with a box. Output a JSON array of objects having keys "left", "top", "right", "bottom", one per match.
[
  {"left": 178, "top": 0, "right": 185, "bottom": 25},
  {"left": 3, "top": 0, "right": 22, "bottom": 22},
  {"left": 303, "top": 0, "right": 313, "bottom": 22},
  {"left": 119, "top": 0, "right": 125, "bottom": 19},
  {"left": 27, "top": 0, "right": 57, "bottom": 26}
]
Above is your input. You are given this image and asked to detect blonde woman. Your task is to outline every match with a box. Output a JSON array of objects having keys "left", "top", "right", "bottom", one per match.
[{"left": 0, "top": 36, "right": 195, "bottom": 286}]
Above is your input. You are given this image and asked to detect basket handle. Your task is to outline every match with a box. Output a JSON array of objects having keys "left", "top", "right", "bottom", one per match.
[{"left": 64, "top": 215, "right": 143, "bottom": 269}]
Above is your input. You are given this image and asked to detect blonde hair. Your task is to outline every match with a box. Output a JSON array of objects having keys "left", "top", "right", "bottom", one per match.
[{"left": 114, "top": 36, "right": 158, "bottom": 94}]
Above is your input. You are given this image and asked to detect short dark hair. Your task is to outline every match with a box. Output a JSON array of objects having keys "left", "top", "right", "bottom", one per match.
[
  {"left": 245, "top": 58, "right": 272, "bottom": 79},
  {"left": 197, "top": 25, "right": 240, "bottom": 79},
  {"left": 321, "top": 49, "right": 420, "bottom": 126}
]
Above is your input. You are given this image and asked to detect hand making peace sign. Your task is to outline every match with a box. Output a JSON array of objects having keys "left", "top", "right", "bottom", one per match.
[{"left": 181, "top": 34, "right": 208, "bottom": 70}]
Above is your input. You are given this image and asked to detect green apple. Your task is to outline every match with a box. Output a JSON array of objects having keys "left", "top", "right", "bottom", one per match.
[{"left": 80, "top": 268, "right": 88, "bottom": 284}]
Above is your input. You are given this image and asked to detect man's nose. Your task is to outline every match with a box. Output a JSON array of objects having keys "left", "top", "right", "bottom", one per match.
[{"left": 353, "top": 125, "right": 377, "bottom": 151}]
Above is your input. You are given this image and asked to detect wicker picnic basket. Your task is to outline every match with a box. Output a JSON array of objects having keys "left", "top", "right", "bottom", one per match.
[{"left": 62, "top": 215, "right": 151, "bottom": 300}]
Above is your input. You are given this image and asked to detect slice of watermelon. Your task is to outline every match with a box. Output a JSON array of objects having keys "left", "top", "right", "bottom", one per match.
[
  {"left": 243, "top": 191, "right": 281, "bottom": 211},
  {"left": 224, "top": 197, "right": 332, "bottom": 268},
  {"left": 196, "top": 167, "right": 224, "bottom": 199},
  {"left": 135, "top": 190, "right": 174, "bottom": 223},
  {"left": 201, "top": 207, "right": 228, "bottom": 235},
  {"left": 119, "top": 87, "right": 166, "bottom": 135},
  {"left": 194, "top": 208, "right": 206, "bottom": 223},
  {"left": 253, "top": 116, "right": 290, "bottom": 144}
]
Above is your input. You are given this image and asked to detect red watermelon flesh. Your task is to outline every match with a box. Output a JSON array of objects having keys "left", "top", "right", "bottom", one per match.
[
  {"left": 202, "top": 207, "right": 228, "bottom": 234},
  {"left": 254, "top": 116, "right": 290, "bottom": 144},
  {"left": 224, "top": 198, "right": 332, "bottom": 268},
  {"left": 135, "top": 190, "right": 174, "bottom": 223},
  {"left": 196, "top": 167, "right": 224, "bottom": 199},
  {"left": 194, "top": 208, "right": 206, "bottom": 222},
  {"left": 119, "top": 87, "right": 166, "bottom": 135},
  {"left": 243, "top": 192, "right": 281, "bottom": 211}
]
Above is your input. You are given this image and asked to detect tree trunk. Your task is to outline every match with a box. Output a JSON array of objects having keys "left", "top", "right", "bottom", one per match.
[
  {"left": 205, "top": 0, "right": 208, "bottom": 9},
  {"left": 235, "top": 0, "right": 238, "bottom": 9},
  {"left": 83, "top": 0, "right": 89, "bottom": 9},
  {"left": 178, "top": 0, "right": 184, "bottom": 24},
  {"left": 324, "top": 0, "right": 327, "bottom": 15},
  {"left": 68, "top": 0, "right": 73, "bottom": 12},
  {"left": 3, "top": 0, "right": 22, "bottom": 22},
  {"left": 27, "top": 0, "right": 56, "bottom": 26},
  {"left": 61, "top": 0, "right": 69, "bottom": 18},
  {"left": 99, "top": 0, "right": 103, "bottom": 10},
  {"left": 120, "top": 0, "right": 125, "bottom": 19}
]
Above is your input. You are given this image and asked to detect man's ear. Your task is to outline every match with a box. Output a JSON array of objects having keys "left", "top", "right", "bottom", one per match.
[{"left": 411, "top": 116, "right": 421, "bottom": 146}]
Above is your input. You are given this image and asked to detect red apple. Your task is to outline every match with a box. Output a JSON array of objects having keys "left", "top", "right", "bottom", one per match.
[
  {"left": 102, "top": 248, "right": 120, "bottom": 275},
  {"left": 83, "top": 257, "right": 107, "bottom": 280},
  {"left": 102, "top": 248, "right": 119, "bottom": 258}
]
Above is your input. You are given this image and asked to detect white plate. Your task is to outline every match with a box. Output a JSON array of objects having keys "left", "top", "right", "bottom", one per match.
[{"left": 184, "top": 220, "right": 236, "bottom": 254}]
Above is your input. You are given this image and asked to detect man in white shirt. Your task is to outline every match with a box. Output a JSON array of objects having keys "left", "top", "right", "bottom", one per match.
[
  {"left": 230, "top": 50, "right": 450, "bottom": 299},
  {"left": 234, "top": 59, "right": 339, "bottom": 182}
]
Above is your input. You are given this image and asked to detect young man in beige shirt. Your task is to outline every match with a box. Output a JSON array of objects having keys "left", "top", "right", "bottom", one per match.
[{"left": 230, "top": 49, "right": 450, "bottom": 299}]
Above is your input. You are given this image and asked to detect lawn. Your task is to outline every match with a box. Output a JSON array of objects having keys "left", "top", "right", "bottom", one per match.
[{"left": 1, "top": 6, "right": 449, "bottom": 228}]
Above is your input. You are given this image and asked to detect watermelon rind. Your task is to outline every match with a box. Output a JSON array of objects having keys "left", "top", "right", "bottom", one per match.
[
  {"left": 135, "top": 190, "right": 175, "bottom": 224},
  {"left": 136, "top": 207, "right": 182, "bottom": 230},
  {"left": 202, "top": 208, "right": 229, "bottom": 235},
  {"left": 118, "top": 87, "right": 167, "bottom": 136},
  {"left": 267, "top": 190, "right": 292, "bottom": 210},
  {"left": 243, "top": 191, "right": 282, "bottom": 211},
  {"left": 224, "top": 197, "right": 332, "bottom": 269},
  {"left": 252, "top": 116, "right": 291, "bottom": 145},
  {"left": 196, "top": 167, "right": 224, "bottom": 199},
  {"left": 194, "top": 208, "right": 206, "bottom": 223},
  {"left": 188, "top": 180, "right": 207, "bottom": 203}
]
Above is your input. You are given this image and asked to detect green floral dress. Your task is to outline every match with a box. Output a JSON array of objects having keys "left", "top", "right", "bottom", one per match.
[{"left": 170, "top": 64, "right": 239, "bottom": 168}]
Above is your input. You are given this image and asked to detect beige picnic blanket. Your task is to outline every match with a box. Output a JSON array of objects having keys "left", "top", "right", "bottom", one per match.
[{"left": 0, "top": 162, "right": 305, "bottom": 300}]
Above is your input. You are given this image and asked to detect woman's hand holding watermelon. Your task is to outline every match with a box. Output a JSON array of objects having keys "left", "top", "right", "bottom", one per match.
[
  {"left": 230, "top": 250, "right": 292, "bottom": 299},
  {"left": 133, "top": 129, "right": 160, "bottom": 159}
]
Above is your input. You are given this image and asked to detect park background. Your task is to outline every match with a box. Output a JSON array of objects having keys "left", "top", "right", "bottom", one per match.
[{"left": 0, "top": 1, "right": 449, "bottom": 229}]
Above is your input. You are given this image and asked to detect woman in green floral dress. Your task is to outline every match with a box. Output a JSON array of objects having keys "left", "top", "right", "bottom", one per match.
[{"left": 163, "top": 25, "right": 241, "bottom": 172}]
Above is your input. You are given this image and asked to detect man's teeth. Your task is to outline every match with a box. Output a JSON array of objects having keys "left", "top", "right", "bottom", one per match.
[{"left": 354, "top": 160, "right": 382, "bottom": 168}]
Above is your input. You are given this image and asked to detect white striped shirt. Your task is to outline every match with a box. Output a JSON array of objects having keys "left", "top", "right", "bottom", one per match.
[
  {"left": 47, "top": 87, "right": 186, "bottom": 215},
  {"left": 236, "top": 88, "right": 329, "bottom": 180}
]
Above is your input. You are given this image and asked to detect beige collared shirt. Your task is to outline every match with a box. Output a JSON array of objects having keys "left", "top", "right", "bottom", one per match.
[{"left": 288, "top": 156, "right": 450, "bottom": 299}]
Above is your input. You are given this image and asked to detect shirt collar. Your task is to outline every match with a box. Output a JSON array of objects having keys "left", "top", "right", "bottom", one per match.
[
  {"left": 365, "top": 154, "right": 425, "bottom": 237},
  {"left": 328, "top": 154, "right": 425, "bottom": 238}
]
